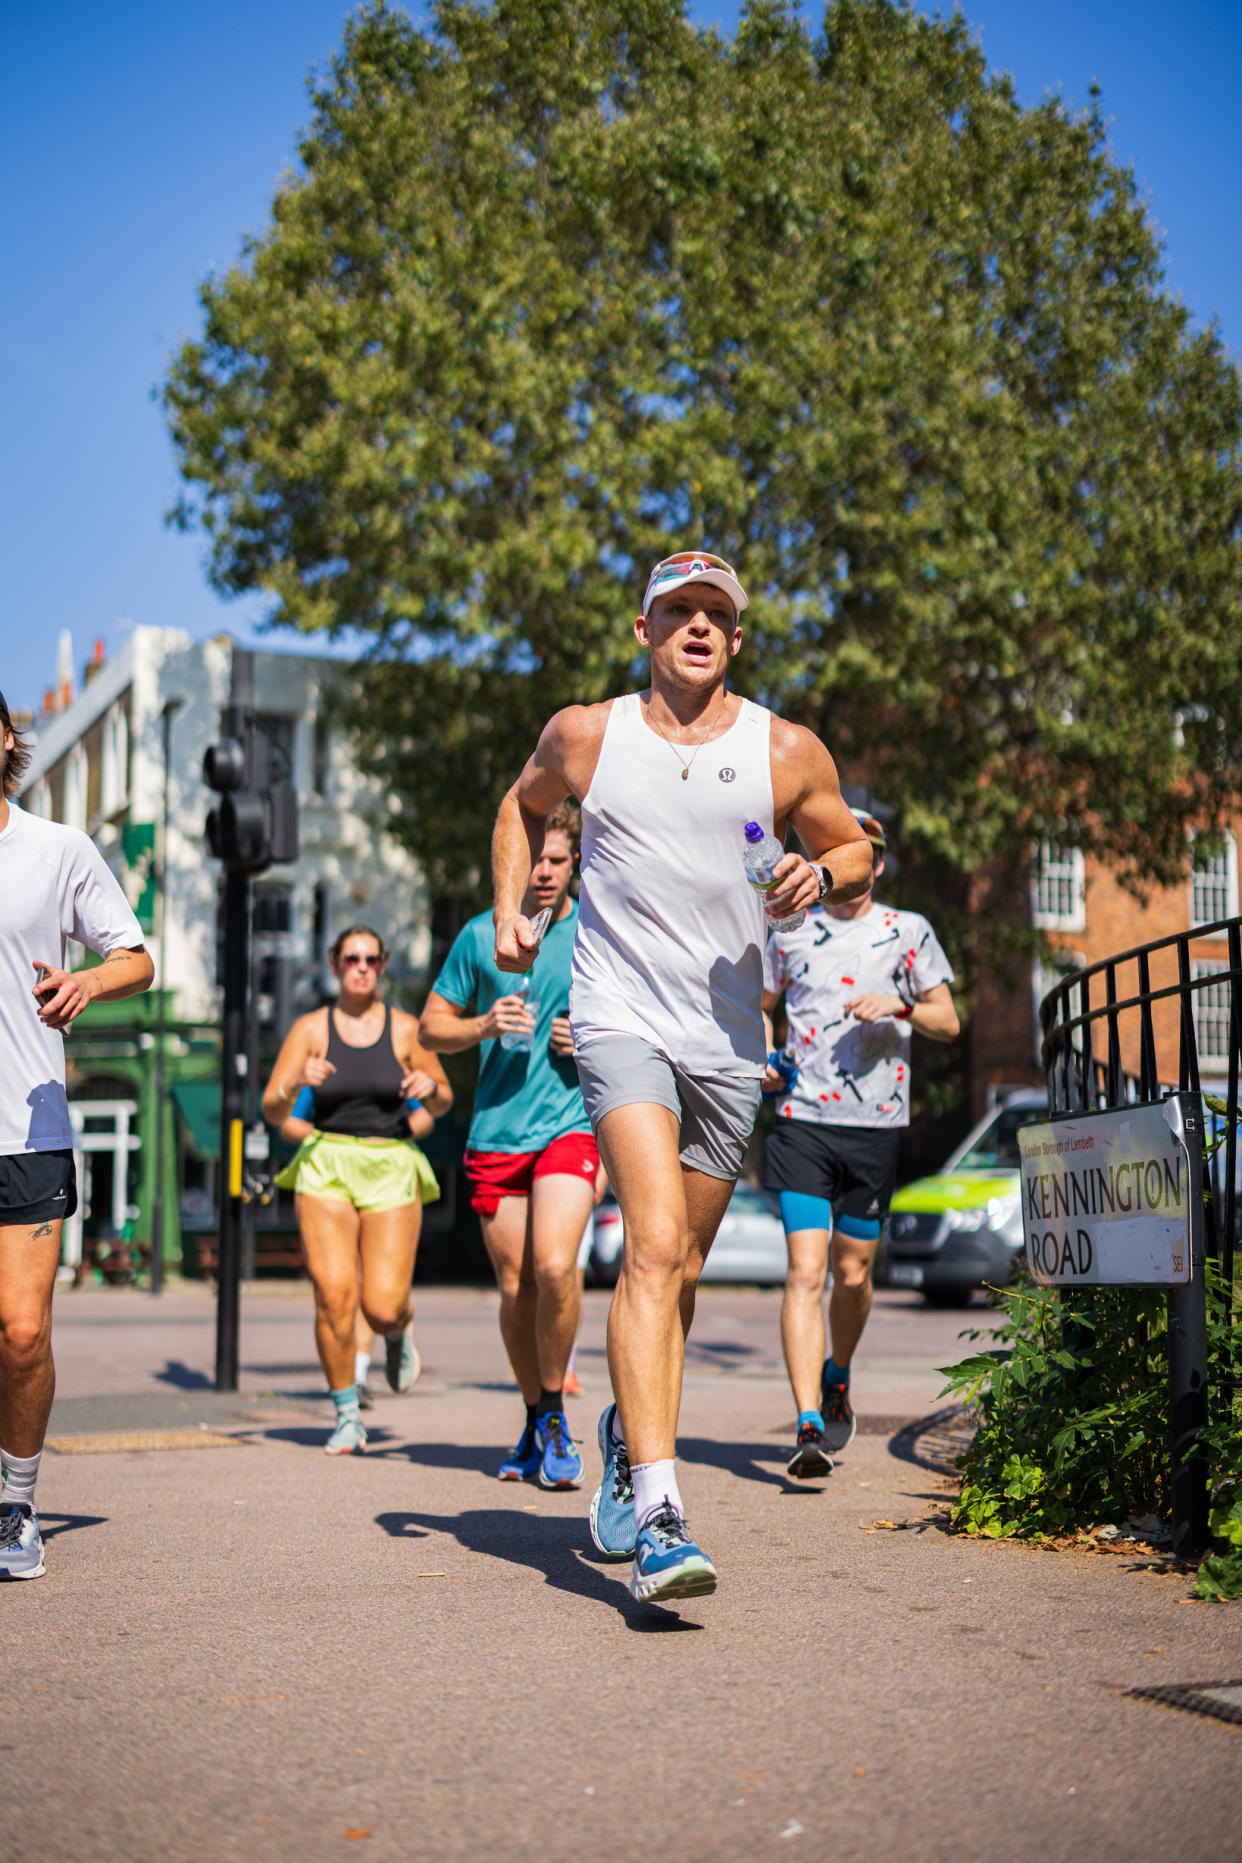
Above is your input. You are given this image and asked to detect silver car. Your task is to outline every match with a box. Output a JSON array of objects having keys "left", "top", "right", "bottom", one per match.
[{"left": 589, "top": 1182, "right": 787, "bottom": 1286}]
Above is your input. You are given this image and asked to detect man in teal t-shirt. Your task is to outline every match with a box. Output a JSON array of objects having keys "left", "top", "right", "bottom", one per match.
[{"left": 420, "top": 802, "right": 600, "bottom": 1489}]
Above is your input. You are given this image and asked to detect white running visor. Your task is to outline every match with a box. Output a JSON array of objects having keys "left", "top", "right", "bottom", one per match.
[{"left": 642, "top": 551, "right": 749, "bottom": 618}]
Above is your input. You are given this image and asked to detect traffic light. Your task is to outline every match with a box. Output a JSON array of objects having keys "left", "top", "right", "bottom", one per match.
[{"left": 203, "top": 707, "right": 298, "bottom": 874}]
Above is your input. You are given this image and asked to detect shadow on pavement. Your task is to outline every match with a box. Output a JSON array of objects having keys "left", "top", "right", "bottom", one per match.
[
  {"left": 677, "top": 1434, "right": 825, "bottom": 1495},
  {"left": 258, "top": 1424, "right": 402, "bottom": 1451},
  {"left": 886, "top": 1406, "right": 975, "bottom": 1476},
  {"left": 367, "top": 1439, "right": 506, "bottom": 1479},
  {"left": 154, "top": 1361, "right": 214, "bottom": 1391},
  {"left": 40, "top": 1513, "right": 108, "bottom": 1542},
  {"left": 374, "top": 1508, "right": 703, "bottom": 1632}
]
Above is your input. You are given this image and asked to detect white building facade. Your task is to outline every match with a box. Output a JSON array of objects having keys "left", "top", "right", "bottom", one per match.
[{"left": 21, "top": 626, "right": 431, "bottom": 1022}]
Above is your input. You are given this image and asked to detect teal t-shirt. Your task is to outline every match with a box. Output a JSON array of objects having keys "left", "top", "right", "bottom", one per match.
[{"left": 432, "top": 904, "right": 588, "bottom": 1154}]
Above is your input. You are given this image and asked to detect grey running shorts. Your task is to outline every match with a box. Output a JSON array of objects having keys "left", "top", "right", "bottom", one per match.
[{"left": 574, "top": 1035, "right": 763, "bottom": 1182}]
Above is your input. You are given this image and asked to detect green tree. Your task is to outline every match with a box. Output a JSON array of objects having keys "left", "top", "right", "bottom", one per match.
[{"left": 165, "top": 0, "right": 1242, "bottom": 926}]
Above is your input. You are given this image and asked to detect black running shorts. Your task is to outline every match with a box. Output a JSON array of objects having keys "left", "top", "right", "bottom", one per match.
[
  {"left": 0, "top": 1150, "right": 78, "bottom": 1227},
  {"left": 764, "top": 1119, "right": 901, "bottom": 1227}
]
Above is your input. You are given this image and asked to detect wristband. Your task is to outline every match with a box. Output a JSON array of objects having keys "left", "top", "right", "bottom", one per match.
[{"left": 893, "top": 1002, "right": 914, "bottom": 1021}]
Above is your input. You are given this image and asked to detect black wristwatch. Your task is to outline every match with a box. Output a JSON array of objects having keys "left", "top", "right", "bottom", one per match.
[{"left": 812, "top": 864, "right": 833, "bottom": 903}]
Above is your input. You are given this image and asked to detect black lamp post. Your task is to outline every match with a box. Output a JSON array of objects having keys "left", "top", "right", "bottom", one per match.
[{"left": 150, "top": 696, "right": 185, "bottom": 1294}]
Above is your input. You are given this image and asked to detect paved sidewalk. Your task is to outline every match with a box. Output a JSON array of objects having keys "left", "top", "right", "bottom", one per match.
[{"left": 8, "top": 1286, "right": 1242, "bottom": 1863}]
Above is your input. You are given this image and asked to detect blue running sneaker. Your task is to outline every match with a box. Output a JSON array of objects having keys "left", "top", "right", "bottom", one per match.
[
  {"left": 588, "top": 1403, "right": 635, "bottom": 1559},
  {"left": 536, "top": 1412, "right": 584, "bottom": 1490},
  {"left": 630, "top": 1502, "right": 717, "bottom": 1604},
  {"left": 0, "top": 1503, "right": 45, "bottom": 1580},
  {"left": 325, "top": 1413, "right": 367, "bottom": 1455},
  {"left": 498, "top": 1422, "right": 541, "bottom": 1482}
]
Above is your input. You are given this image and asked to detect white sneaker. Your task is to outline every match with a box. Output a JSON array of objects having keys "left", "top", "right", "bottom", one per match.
[{"left": 0, "top": 1503, "right": 45, "bottom": 1579}]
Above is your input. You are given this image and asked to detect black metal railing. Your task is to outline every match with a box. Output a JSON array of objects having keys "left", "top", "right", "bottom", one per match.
[{"left": 1039, "top": 916, "right": 1241, "bottom": 1297}]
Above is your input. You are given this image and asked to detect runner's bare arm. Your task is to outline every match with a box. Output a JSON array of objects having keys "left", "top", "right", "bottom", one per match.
[
  {"left": 393, "top": 1014, "right": 454, "bottom": 1116},
  {"left": 845, "top": 979, "right": 960, "bottom": 1042},
  {"left": 419, "top": 988, "right": 535, "bottom": 1052},
  {"left": 261, "top": 1011, "right": 332, "bottom": 1124},
  {"left": 32, "top": 945, "right": 154, "bottom": 1032},
  {"left": 766, "top": 719, "right": 872, "bottom": 916},
  {"left": 492, "top": 704, "right": 607, "bottom": 973}
]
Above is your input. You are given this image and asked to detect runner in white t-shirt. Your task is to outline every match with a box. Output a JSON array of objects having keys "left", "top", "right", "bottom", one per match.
[
  {"left": 762, "top": 811, "right": 959, "bottom": 1478},
  {"left": 0, "top": 696, "right": 153, "bottom": 1579},
  {"left": 491, "top": 551, "right": 873, "bottom": 1606}
]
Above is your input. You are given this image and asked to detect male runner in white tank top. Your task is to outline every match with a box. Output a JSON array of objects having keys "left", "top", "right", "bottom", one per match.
[{"left": 492, "top": 551, "right": 871, "bottom": 1606}]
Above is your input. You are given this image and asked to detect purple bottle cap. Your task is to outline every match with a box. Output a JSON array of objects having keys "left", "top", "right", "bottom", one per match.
[{"left": 744, "top": 821, "right": 764, "bottom": 842}]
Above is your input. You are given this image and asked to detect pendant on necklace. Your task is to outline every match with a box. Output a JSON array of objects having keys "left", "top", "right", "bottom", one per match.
[{"left": 681, "top": 768, "right": 689, "bottom": 781}]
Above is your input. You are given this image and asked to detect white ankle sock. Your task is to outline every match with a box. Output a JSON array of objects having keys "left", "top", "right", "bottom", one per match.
[
  {"left": 355, "top": 1348, "right": 371, "bottom": 1387},
  {"left": 630, "top": 1458, "right": 682, "bottom": 1529},
  {"left": 1, "top": 1447, "right": 42, "bottom": 1511}
]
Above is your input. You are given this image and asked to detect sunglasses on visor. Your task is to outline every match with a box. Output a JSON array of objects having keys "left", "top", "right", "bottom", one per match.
[{"left": 647, "top": 551, "right": 738, "bottom": 590}]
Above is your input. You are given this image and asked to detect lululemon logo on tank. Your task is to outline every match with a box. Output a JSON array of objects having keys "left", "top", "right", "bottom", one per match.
[{"left": 718, "top": 767, "right": 736, "bottom": 783}]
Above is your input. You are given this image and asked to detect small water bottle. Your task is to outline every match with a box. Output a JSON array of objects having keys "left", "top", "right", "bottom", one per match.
[
  {"left": 499, "top": 979, "right": 539, "bottom": 1052},
  {"left": 742, "top": 822, "right": 805, "bottom": 931},
  {"left": 761, "top": 1046, "right": 801, "bottom": 1099}
]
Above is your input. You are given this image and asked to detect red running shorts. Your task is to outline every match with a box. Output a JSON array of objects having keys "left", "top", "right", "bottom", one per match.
[{"left": 463, "top": 1131, "right": 600, "bottom": 1217}]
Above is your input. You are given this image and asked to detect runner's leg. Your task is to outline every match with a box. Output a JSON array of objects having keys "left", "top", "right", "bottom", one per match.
[
  {"left": 0, "top": 1221, "right": 62, "bottom": 1456},
  {"left": 596, "top": 1101, "right": 689, "bottom": 1467},
  {"left": 781, "top": 1225, "right": 832, "bottom": 1412},
  {"left": 826, "top": 1229, "right": 878, "bottom": 1368},
  {"left": 357, "top": 1200, "right": 420, "bottom": 1338},
  {"left": 529, "top": 1173, "right": 592, "bottom": 1391},
  {"left": 297, "top": 1193, "right": 364, "bottom": 1391},
  {"left": 480, "top": 1197, "right": 539, "bottom": 1406}
]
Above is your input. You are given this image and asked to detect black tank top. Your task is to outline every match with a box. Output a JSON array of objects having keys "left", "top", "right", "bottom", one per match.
[{"left": 314, "top": 1003, "right": 408, "bottom": 1140}]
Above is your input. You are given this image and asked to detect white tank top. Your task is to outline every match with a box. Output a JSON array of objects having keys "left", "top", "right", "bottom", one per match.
[{"left": 570, "top": 691, "right": 774, "bottom": 1076}]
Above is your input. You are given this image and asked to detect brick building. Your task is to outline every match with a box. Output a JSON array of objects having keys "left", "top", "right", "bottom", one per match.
[{"left": 970, "top": 828, "right": 1240, "bottom": 1118}]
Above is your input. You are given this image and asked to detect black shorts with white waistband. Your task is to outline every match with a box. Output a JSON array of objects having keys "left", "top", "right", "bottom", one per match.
[{"left": 0, "top": 1150, "right": 78, "bottom": 1227}]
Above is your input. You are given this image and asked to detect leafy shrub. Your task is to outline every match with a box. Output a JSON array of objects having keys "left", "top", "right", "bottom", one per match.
[{"left": 939, "top": 1269, "right": 1242, "bottom": 1581}]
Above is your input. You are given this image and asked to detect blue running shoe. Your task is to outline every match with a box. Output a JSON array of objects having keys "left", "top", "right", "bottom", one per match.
[
  {"left": 630, "top": 1502, "right": 717, "bottom": 1604},
  {"left": 537, "top": 1412, "right": 584, "bottom": 1490},
  {"left": 588, "top": 1403, "right": 635, "bottom": 1559},
  {"left": 498, "top": 1422, "right": 541, "bottom": 1482}
]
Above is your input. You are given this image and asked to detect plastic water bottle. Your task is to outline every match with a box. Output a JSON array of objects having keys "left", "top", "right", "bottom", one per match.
[
  {"left": 761, "top": 1046, "right": 801, "bottom": 1099},
  {"left": 499, "top": 979, "right": 539, "bottom": 1052},
  {"left": 742, "top": 823, "right": 805, "bottom": 930}
]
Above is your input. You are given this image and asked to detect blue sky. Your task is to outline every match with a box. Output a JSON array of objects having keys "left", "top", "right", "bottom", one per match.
[{"left": 5, "top": 1, "right": 1240, "bottom": 714}]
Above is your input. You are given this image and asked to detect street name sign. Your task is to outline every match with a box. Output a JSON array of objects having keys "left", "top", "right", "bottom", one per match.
[{"left": 1018, "top": 1098, "right": 1197, "bottom": 1287}]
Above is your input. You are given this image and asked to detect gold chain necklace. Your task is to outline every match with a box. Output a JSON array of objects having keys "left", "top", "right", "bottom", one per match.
[{"left": 647, "top": 707, "right": 720, "bottom": 781}]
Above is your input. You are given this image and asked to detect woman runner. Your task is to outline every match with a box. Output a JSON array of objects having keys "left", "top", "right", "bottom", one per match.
[{"left": 263, "top": 925, "right": 452, "bottom": 1453}]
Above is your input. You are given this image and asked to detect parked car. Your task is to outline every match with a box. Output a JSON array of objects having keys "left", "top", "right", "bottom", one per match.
[
  {"left": 589, "top": 1181, "right": 787, "bottom": 1286},
  {"left": 884, "top": 1089, "right": 1048, "bottom": 1307}
]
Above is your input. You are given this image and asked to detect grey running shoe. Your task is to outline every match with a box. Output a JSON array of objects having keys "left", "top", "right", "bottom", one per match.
[
  {"left": 0, "top": 1503, "right": 45, "bottom": 1579},
  {"left": 325, "top": 1413, "right": 367, "bottom": 1455},
  {"left": 820, "top": 1379, "right": 856, "bottom": 1454},
  {"left": 588, "top": 1403, "right": 636, "bottom": 1559},
  {"left": 385, "top": 1327, "right": 421, "bottom": 1393},
  {"left": 357, "top": 1382, "right": 375, "bottom": 1411}
]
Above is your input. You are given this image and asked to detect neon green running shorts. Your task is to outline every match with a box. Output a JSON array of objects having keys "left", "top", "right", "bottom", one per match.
[{"left": 273, "top": 1131, "right": 440, "bottom": 1212}]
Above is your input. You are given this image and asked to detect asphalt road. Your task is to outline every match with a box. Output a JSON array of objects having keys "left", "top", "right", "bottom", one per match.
[{"left": 8, "top": 1283, "right": 1242, "bottom": 1863}]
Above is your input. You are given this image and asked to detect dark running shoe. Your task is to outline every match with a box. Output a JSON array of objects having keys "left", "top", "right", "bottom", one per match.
[
  {"left": 786, "top": 1421, "right": 834, "bottom": 1480},
  {"left": 820, "top": 1379, "right": 857, "bottom": 1454}
]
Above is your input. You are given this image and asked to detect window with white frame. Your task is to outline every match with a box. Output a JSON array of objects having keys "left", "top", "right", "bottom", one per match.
[
  {"left": 1032, "top": 841, "right": 1086, "bottom": 932},
  {"left": 1190, "top": 831, "right": 1238, "bottom": 927},
  {"left": 1192, "top": 960, "right": 1234, "bottom": 1070}
]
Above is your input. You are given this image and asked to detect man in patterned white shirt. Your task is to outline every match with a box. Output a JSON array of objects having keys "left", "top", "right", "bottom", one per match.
[{"left": 762, "top": 811, "right": 960, "bottom": 1478}]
